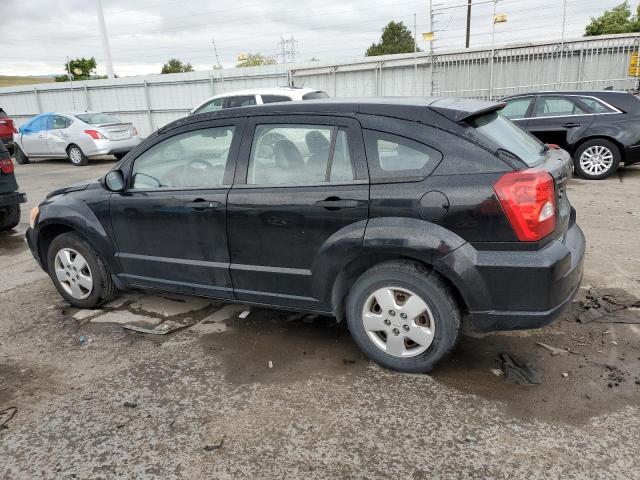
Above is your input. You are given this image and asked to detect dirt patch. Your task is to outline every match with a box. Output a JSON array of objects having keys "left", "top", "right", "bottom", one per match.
[
  {"left": 199, "top": 309, "right": 367, "bottom": 385},
  {"left": 0, "top": 231, "right": 26, "bottom": 256}
]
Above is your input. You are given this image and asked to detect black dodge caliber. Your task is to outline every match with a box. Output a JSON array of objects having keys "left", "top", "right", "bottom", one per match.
[{"left": 25, "top": 98, "right": 585, "bottom": 372}]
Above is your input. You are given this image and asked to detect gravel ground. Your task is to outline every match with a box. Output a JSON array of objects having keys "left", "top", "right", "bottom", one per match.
[{"left": 1, "top": 157, "right": 639, "bottom": 479}]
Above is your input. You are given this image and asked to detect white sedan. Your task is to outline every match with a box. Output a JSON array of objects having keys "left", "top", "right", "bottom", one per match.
[{"left": 13, "top": 112, "right": 141, "bottom": 166}]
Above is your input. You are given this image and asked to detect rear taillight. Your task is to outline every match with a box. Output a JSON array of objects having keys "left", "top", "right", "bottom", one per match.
[
  {"left": 0, "top": 158, "right": 14, "bottom": 174},
  {"left": 494, "top": 168, "right": 556, "bottom": 242},
  {"left": 131, "top": 127, "right": 138, "bottom": 136},
  {"left": 84, "top": 129, "right": 105, "bottom": 140}
]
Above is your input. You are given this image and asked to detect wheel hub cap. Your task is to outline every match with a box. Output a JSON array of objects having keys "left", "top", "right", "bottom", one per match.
[
  {"left": 54, "top": 248, "right": 93, "bottom": 299},
  {"left": 580, "top": 146, "right": 613, "bottom": 176},
  {"left": 362, "top": 286, "right": 435, "bottom": 358}
]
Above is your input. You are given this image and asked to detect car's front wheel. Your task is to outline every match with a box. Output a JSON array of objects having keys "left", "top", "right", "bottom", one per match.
[
  {"left": 346, "top": 261, "right": 461, "bottom": 373},
  {"left": 67, "top": 144, "right": 88, "bottom": 166},
  {"left": 573, "top": 139, "right": 620, "bottom": 180},
  {"left": 13, "top": 145, "right": 30, "bottom": 165},
  {"left": 47, "top": 232, "right": 117, "bottom": 308}
]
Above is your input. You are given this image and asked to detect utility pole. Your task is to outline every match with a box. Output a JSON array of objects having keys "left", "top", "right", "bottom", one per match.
[
  {"left": 557, "top": 0, "right": 567, "bottom": 85},
  {"left": 278, "top": 36, "right": 298, "bottom": 64},
  {"left": 489, "top": 0, "right": 497, "bottom": 99},
  {"left": 212, "top": 38, "right": 224, "bottom": 91},
  {"left": 96, "top": 0, "right": 115, "bottom": 79},
  {"left": 465, "top": 0, "right": 472, "bottom": 48},
  {"left": 414, "top": 13, "right": 418, "bottom": 95},
  {"left": 429, "top": 0, "right": 434, "bottom": 96},
  {"left": 66, "top": 56, "right": 76, "bottom": 110}
]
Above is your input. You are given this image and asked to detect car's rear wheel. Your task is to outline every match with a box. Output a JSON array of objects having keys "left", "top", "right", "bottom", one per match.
[
  {"left": 346, "top": 261, "right": 461, "bottom": 373},
  {"left": 113, "top": 152, "right": 127, "bottom": 160},
  {"left": 573, "top": 139, "right": 620, "bottom": 180},
  {"left": 0, "top": 205, "right": 20, "bottom": 231},
  {"left": 67, "top": 144, "right": 88, "bottom": 166},
  {"left": 13, "top": 145, "right": 30, "bottom": 165},
  {"left": 47, "top": 232, "right": 117, "bottom": 308}
]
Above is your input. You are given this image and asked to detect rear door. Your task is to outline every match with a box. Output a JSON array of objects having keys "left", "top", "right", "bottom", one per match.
[
  {"left": 226, "top": 115, "right": 369, "bottom": 310},
  {"left": 526, "top": 95, "right": 595, "bottom": 149},
  {"left": 46, "top": 115, "right": 73, "bottom": 156},
  {"left": 109, "top": 118, "right": 244, "bottom": 297}
]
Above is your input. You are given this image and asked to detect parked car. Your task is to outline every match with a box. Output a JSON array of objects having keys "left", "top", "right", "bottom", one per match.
[
  {"left": 0, "top": 142, "right": 26, "bottom": 231},
  {"left": 25, "top": 98, "right": 585, "bottom": 372},
  {"left": 501, "top": 90, "right": 640, "bottom": 179},
  {"left": 0, "top": 108, "right": 17, "bottom": 153},
  {"left": 190, "top": 87, "right": 329, "bottom": 115},
  {"left": 13, "top": 112, "right": 141, "bottom": 166}
]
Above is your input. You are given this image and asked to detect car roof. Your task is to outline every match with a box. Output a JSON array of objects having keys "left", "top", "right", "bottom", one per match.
[
  {"left": 502, "top": 90, "right": 632, "bottom": 99},
  {"left": 163, "top": 97, "right": 504, "bottom": 134}
]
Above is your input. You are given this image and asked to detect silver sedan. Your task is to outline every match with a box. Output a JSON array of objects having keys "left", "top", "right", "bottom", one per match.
[{"left": 12, "top": 112, "right": 141, "bottom": 166}]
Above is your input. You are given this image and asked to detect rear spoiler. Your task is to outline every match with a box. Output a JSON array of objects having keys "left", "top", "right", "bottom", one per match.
[{"left": 429, "top": 98, "right": 506, "bottom": 123}]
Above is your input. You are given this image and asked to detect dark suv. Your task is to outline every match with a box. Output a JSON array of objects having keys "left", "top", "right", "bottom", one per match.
[
  {"left": 501, "top": 90, "right": 640, "bottom": 179},
  {"left": 0, "top": 142, "right": 26, "bottom": 231},
  {"left": 25, "top": 98, "right": 585, "bottom": 372}
]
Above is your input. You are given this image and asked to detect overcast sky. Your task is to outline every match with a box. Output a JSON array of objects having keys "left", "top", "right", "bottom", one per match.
[{"left": 0, "top": 0, "right": 632, "bottom": 78}]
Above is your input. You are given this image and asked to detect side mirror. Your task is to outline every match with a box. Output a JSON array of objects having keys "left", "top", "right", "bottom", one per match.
[{"left": 104, "top": 170, "right": 125, "bottom": 192}]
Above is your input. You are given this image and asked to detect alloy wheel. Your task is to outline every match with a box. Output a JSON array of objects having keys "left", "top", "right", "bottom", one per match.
[
  {"left": 54, "top": 248, "right": 93, "bottom": 299},
  {"left": 361, "top": 286, "right": 435, "bottom": 357},
  {"left": 69, "top": 147, "right": 82, "bottom": 164},
  {"left": 579, "top": 145, "right": 614, "bottom": 176}
]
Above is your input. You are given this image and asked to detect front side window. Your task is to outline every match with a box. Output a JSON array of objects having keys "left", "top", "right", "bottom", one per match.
[
  {"left": 501, "top": 97, "right": 532, "bottom": 119},
  {"left": 75, "top": 112, "right": 122, "bottom": 124},
  {"left": 469, "top": 112, "right": 545, "bottom": 167},
  {"left": 364, "top": 130, "right": 441, "bottom": 181},
  {"left": 577, "top": 96, "right": 617, "bottom": 114},
  {"left": 532, "top": 96, "right": 588, "bottom": 117},
  {"left": 224, "top": 96, "right": 256, "bottom": 108},
  {"left": 260, "top": 95, "right": 292, "bottom": 104},
  {"left": 247, "top": 124, "right": 354, "bottom": 185},
  {"left": 22, "top": 114, "right": 49, "bottom": 133},
  {"left": 131, "top": 126, "right": 235, "bottom": 189},
  {"left": 195, "top": 98, "right": 224, "bottom": 114}
]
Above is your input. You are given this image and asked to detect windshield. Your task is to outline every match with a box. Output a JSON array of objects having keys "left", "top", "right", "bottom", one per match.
[
  {"left": 469, "top": 111, "right": 545, "bottom": 166},
  {"left": 75, "top": 113, "right": 123, "bottom": 125}
]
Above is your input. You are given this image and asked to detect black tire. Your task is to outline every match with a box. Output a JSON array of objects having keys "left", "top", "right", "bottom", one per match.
[
  {"left": 0, "top": 205, "right": 20, "bottom": 231},
  {"left": 346, "top": 260, "right": 461, "bottom": 373},
  {"left": 573, "top": 139, "right": 620, "bottom": 180},
  {"left": 113, "top": 152, "right": 128, "bottom": 160},
  {"left": 47, "top": 232, "right": 117, "bottom": 308},
  {"left": 13, "top": 145, "right": 30, "bottom": 165},
  {"left": 67, "top": 144, "right": 89, "bottom": 166}
]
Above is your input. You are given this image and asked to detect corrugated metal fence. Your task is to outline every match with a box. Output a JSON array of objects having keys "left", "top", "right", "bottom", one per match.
[{"left": 2, "top": 33, "right": 639, "bottom": 137}]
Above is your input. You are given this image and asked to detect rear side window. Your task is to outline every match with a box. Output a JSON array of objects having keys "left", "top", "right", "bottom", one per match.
[
  {"left": 51, "top": 115, "right": 72, "bottom": 129},
  {"left": 363, "top": 130, "right": 441, "bottom": 181},
  {"left": 261, "top": 95, "right": 292, "bottom": 104},
  {"left": 247, "top": 124, "right": 354, "bottom": 185},
  {"left": 532, "top": 96, "right": 588, "bottom": 117},
  {"left": 577, "top": 96, "right": 617, "bottom": 114},
  {"left": 302, "top": 91, "right": 329, "bottom": 100},
  {"left": 501, "top": 97, "right": 532, "bottom": 119},
  {"left": 195, "top": 98, "right": 223, "bottom": 114},
  {"left": 224, "top": 96, "right": 256, "bottom": 108}
]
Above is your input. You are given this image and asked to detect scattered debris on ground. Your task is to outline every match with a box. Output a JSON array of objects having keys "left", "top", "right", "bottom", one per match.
[
  {"left": 203, "top": 437, "right": 225, "bottom": 452},
  {"left": 537, "top": 342, "right": 570, "bottom": 356},
  {"left": 123, "top": 319, "right": 191, "bottom": 335},
  {"left": 0, "top": 407, "right": 17, "bottom": 431},
  {"left": 238, "top": 310, "right": 250, "bottom": 319},
  {"left": 571, "top": 288, "right": 640, "bottom": 324},
  {"left": 499, "top": 353, "right": 542, "bottom": 385},
  {"left": 123, "top": 402, "right": 137, "bottom": 409}
]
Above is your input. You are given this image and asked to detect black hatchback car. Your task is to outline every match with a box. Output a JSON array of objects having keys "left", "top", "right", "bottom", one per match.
[
  {"left": 25, "top": 98, "right": 585, "bottom": 372},
  {"left": 501, "top": 90, "right": 640, "bottom": 179}
]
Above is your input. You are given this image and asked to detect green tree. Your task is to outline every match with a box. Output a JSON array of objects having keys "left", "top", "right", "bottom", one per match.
[
  {"left": 54, "top": 57, "right": 97, "bottom": 82},
  {"left": 366, "top": 21, "right": 420, "bottom": 56},
  {"left": 585, "top": 1, "right": 640, "bottom": 36},
  {"left": 236, "top": 53, "right": 277, "bottom": 68},
  {"left": 161, "top": 58, "right": 194, "bottom": 74}
]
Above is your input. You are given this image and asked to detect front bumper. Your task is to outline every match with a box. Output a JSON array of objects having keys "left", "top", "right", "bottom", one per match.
[
  {"left": 25, "top": 227, "right": 45, "bottom": 270},
  {"left": 459, "top": 221, "right": 586, "bottom": 332},
  {"left": 0, "top": 191, "right": 26, "bottom": 207}
]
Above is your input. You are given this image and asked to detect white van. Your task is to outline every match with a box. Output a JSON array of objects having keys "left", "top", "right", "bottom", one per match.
[{"left": 190, "top": 87, "right": 329, "bottom": 115}]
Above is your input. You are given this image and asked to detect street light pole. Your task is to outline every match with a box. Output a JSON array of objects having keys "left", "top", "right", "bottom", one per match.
[
  {"left": 96, "top": 0, "right": 115, "bottom": 79},
  {"left": 465, "top": 0, "right": 472, "bottom": 48},
  {"left": 558, "top": 0, "right": 567, "bottom": 86},
  {"left": 489, "top": 0, "right": 497, "bottom": 99}
]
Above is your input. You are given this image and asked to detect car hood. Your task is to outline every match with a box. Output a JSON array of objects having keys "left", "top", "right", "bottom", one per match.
[{"left": 46, "top": 179, "right": 98, "bottom": 199}]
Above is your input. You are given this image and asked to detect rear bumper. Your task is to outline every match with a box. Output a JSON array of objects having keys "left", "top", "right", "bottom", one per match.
[
  {"left": 0, "top": 192, "right": 26, "bottom": 207},
  {"left": 86, "top": 136, "right": 142, "bottom": 157},
  {"left": 445, "top": 221, "right": 585, "bottom": 332}
]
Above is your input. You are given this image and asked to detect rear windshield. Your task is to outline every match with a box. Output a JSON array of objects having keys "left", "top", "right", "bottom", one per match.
[
  {"left": 75, "top": 113, "right": 122, "bottom": 125},
  {"left": 302, "top": 91, "right": 329, "bottom": 100},
  {"left": 469, "top": 111, "right": 545, "bottom": 166}
]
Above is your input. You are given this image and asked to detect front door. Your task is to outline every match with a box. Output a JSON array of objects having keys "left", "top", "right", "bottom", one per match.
[
  {"left": 20, "top": 114, "right": 50, "bottom": 156},
  {"left": 110, "top": 120, "right": 244, "bottom": 298},
  {"left": 226, "top": 115, "right": 369, "bottom": 311},
  {"left": 526, "top": 95, "right": 595, "bottom": 149}
]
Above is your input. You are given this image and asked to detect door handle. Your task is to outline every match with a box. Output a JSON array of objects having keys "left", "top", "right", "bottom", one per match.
[
  {"left": 185, "top": 199, "right": 222, "bottom": 211},
  {"left": 562, "top": 122, "right": 581, "bottom": 128},
  {"left": 315, "top": 197, "right": 358, "bottom": 210}
]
